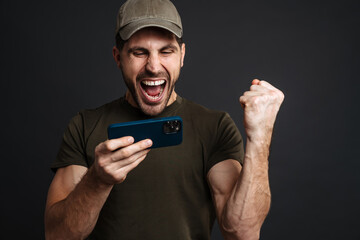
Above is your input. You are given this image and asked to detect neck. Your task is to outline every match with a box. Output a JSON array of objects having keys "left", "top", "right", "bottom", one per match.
[
  {"left": 125, "top": 91, "right": 137, "bottom": 108},
  {"left": 167, "top": 91, "right": 178, "bottom": 106}
]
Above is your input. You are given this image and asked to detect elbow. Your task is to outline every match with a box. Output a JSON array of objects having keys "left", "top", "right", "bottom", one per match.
[
  {"left": 220, "top": 198, "right": 271, "bottom": 239},
  {"left": 220, "top": 213, "right": 265, "bottom": 240},
  {"left": 220, "top": 223, "right": 261, "bottom": 240}
]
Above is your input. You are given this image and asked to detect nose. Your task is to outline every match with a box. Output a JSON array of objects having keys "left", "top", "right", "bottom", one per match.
[{"left": 145, "top": 53, "right": 162, "bottom": 73}]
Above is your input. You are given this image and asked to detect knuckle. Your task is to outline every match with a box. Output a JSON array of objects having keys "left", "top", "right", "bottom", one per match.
[
  {"left": 271, "top": 89, "right": 285, "bottom": 103},
  {"left": 278, "top": 90, "right": 285, "bottom": 100},
  {"left": 120, "top": 148, "right": 131, "bottom": 158},
  {"left": 103, "top": 165, "right": 112, "bottom": 175},
  {"left": 104, "top": 141, "right": 114, "bottom": 151},
  {"left": 115, "top": 169, "right": 127, "bottom": 182},
  {"left": 269, "top": 92, "right": 278, "bottom": 101},
  {"left": 127, "top": 153, "right": 138, "bottom": 163},
  {"left": 97, "top": 158, "right": 107, "bottom": 169},
  {"left": 119, "top": 176, "right": 127, "bottom": 183},
  {"left": 242, "top": 91, "right": 251, "bottom": 98},
  {"left": 95, "top": 142, "right": 105, "bottom": 154},
  {"left": 252, "top": 96, "right": 261, "bottom": 105},
  {"left": 110, "top": 155, "right": 117, "bottom": 162},
  {"left": 269, "top": 89, "right": 277, "bottom": 97}
]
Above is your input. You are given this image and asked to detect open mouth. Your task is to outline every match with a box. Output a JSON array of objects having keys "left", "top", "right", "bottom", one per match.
[{"left": 140, "top": 80, "right": 166, "bottom": 102}]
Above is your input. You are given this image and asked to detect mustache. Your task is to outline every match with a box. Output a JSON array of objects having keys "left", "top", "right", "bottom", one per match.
[{"left": 136, "top": 70, "right": 169, "bottom": 81}]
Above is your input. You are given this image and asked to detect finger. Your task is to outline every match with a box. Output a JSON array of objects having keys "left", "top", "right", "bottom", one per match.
[
  {"left": 114, "top": 153, "right": 148, "bottom": 181},
  {"left": 259, "top": 80, "right": 278, "bottom": 91},
  {"left": 249, "top": 84, "right": 268, "bottom": 92},
  {"left": 121, "top": 153, "right": 147, "bottom": 172},
  {"left": 96, "top": 136, "right": 135, "bottom": 153},
  {"left": 243, "top": 90, "right": 262, "bottom": 97},
  {"left": 259, "top": 81, "right": 285, "bottom": 101},
  {"left": 114, "top": 139, "right": 153, "bottom": 159},
  {"left": 252, "top": 79, "right": 261, "bottom": 85},
  {"left": 239, "top": 95, "right": 247, "bottom": 108},
  {"left": 111, "top": 148, "right": 150, "bottom": 166}
]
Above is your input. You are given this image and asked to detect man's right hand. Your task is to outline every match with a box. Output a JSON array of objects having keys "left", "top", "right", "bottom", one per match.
[
  {"left": 45, "top": 136, "right": 152, "bottom": 239},
  {"left": 92, "top": 136, "right": 153, "bottom": 185}
]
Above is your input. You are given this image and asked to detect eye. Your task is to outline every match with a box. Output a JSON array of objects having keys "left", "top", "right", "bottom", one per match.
[
  {"left": 161, "top": 50, "right": 173, "bottom": 55},
  {"left": 133, "top": 51, "right": 147, "bottom": 57}
]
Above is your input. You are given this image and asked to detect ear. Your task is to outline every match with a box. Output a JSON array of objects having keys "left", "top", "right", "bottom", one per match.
[
  {"left": 180, "top": 43, "right": 185, "bottom": 67},
  {"left": 112, "top": 46, "right": 121, "bottom": 68}
]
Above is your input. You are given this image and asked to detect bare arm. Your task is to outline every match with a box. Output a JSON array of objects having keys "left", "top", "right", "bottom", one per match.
[
  {"left": 208, "top": 80, "right": 284, "bottom": 240},
  {"left": 44, "top": 165, "right": 112, "bottom": 240},
  {"left": 44, "top": 137, "right": 152, "bottom": 240}
]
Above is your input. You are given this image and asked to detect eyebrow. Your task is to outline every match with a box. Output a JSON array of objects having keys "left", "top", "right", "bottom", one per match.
[{"left": 127, "top": 47, "right": 148, "bottom": 55}]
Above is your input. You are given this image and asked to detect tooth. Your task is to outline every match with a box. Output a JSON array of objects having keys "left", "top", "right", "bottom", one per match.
[{"left": 142, "top": 80, "right": 165, "bottom": 86}]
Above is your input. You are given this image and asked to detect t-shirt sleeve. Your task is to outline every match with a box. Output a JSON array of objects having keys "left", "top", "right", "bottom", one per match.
[
  {"left": 51, "top": 113, "right": 89, "bottom": 172},
  {"left": 206, "top": 112, "right": 244, "bottom": 173}
]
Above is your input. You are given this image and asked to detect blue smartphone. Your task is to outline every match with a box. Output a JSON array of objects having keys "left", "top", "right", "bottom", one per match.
[{"left": 107, "top": 116, "right": 183, "bottom": 148}]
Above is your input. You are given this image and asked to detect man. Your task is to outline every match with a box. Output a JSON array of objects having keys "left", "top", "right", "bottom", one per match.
[{"left": 44, "top": 0, "right": 284, "bottom": 239}]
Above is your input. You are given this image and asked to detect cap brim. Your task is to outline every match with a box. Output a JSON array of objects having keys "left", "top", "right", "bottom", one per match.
[{"left": 119, "top": 18, "right": 182, "bottom": 40}]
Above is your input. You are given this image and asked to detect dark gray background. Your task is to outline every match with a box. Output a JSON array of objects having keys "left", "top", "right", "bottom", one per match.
[{"left": 1, "top": 0, "right": 359, "bottom": 239}]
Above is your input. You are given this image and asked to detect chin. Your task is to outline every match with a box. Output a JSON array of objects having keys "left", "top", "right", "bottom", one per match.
[{"left": 140, "top": 103, "right": 166, "bottom": 116}]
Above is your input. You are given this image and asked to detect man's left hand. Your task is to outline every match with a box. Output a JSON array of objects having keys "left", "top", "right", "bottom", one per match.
[{"left": 239, "top": 79, "right": 284, "bottom": 144}]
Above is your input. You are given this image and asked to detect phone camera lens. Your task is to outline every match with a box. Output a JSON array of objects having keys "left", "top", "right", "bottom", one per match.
[{"left": 163, "top": 120, "right": 181, "bottom": 134}]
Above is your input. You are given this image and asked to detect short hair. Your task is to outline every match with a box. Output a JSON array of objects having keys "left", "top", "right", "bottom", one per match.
[{"left": 115, "top": 32, "right": 184, "bottom": 51}]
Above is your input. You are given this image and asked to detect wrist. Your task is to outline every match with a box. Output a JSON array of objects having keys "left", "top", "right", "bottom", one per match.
[
  {"left": 246, "top": 129, "right": 272, "bottom": 147},
  {"left": 244, "top": 137, "right": 270, "bottom": 167},
  {"left": 86, "top": 166, "right": 114, "bottom": 191},
  {"left": 246, "top": 136, "right": 270, "bottom": 151}
]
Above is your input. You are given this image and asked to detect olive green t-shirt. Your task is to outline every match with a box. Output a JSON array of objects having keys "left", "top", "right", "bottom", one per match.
[{"left": 53, "top": 96, "right": 244, "bottom": 240}]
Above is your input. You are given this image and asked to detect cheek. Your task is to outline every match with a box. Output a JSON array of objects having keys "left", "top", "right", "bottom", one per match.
[
  {"left": 164, "top": 58, "right": 182, "bottom": 75},
  {"left": 122, "top": 60, "right": 145, "bottom": 79}
]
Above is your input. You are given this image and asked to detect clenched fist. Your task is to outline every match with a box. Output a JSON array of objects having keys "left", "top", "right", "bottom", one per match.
[{"left": 239, "top": 79, "right": 284, "bottom": 144}]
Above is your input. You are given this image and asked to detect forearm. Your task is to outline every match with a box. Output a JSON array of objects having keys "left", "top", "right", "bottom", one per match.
[
  {"left": 221, "top": 138, "right": 271, "bottom": 239},
  {"left": 45, "top": 167, "right": 113, "bottom": 240}
]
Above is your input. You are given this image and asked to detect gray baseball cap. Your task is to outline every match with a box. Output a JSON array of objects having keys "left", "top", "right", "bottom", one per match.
[{"left": 115, "top": 0, "right": 183, "bottom": 40}]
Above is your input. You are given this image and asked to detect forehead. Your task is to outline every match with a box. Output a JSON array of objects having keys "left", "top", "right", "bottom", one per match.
[{"left": 125, "top": 27, "right": 178, "bottom": 49}]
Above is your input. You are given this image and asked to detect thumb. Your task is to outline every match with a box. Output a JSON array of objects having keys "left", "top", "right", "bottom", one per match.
[{"left": 252, "top": 79, "right": 261, "bottom": 85}]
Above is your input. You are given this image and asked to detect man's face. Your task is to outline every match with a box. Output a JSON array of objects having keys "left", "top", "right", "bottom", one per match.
[{"left": 113, "top": 27, "right": 185, "bottom": 116}]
